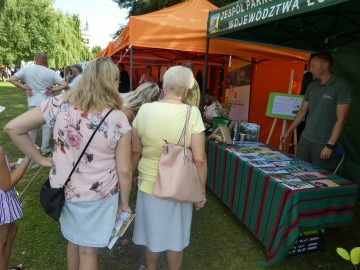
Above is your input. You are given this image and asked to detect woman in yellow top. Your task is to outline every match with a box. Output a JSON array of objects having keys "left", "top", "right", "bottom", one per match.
[{"left": 131, "top": 66, "right": 207, "bottom": 270}]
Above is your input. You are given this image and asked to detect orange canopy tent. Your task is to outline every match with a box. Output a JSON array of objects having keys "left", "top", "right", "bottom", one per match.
[
  {"left": 97, "top": 0, "right": 312, "bottom": 150},
  {"left": 100, "top": 0, "right": 309, "bottom": 64}
]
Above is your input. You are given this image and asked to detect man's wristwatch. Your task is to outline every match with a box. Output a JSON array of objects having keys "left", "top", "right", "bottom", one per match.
[{"left": 325, "top": 143, "right": 335, "bottom": 150}]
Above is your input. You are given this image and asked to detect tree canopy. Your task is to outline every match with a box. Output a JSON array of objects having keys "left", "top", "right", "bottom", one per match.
[{"left": 0, "top": 0, "right": 92, "bottom": 67}]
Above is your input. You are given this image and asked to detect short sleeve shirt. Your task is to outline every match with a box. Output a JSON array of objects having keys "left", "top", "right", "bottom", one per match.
[
  {"left": 132, "top": 102, "right": 205, "bottom": 194},
  {"left": 15, "top": 65, "right": 63, "bottom": 106},
  {"left": 40, "top": 95, "right": 131, "bottom": 202},
  {"left": 302, "top": 75, "right": 352, "bottom": 143}
]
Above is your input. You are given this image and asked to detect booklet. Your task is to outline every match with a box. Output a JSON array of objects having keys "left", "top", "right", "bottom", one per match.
[
  {"left": 234, "top": 148, "right": 270, "bottom": 155},
  {"left": 232, "top": 141, "right": 266, "bottom": 147},
  {"left": 310, "top": 179, "right": 340, "bottom": 188},
  {"left": 269, "top": 174, "right": 302, "bottom": 182},
  {"left": 282, "top": 180, "right": 315, "bottom": 190},
  {"left": 107, "top": 212, "right": 136, "bottom": 249},
  {"left": 264, "top": 154, "right": 293, "bottom": 162},
  {"left": 260, "top": 167, "right": 290, "bottom": 174},
  {"left": 238, "top": 155, "right": 264, "bottom": 161},
  {"left": 248, "top": 160, "right": 276, "bottom": 167},
  {"left": 261, "top": 164, "right": 319, "bottom": 174},
  {"left": 292, "top": 171, "right": 328, "bottom": 180},
  {"left": 273, "top": 159, "right": 309, "bottom": 167}
]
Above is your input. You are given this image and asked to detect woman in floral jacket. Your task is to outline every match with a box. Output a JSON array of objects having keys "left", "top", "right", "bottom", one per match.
[{"left": 5, "top": 58, "right": 132, "bottom": 270}]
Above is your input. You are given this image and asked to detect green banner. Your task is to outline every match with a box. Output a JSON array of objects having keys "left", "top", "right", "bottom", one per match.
[{"left": 208, "top": 0, "right": 350, "bottom": 37}]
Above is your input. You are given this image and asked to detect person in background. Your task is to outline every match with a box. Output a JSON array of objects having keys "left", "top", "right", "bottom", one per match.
[
  {"left": 118, "top": 63, "right": 130, "bottom": 93},
  {"left": 121, "top": 82, "right": 160, "bottom": 122},
  {"left": 131, "top": 66, "right": 207, "bottom": 270},
  {"left": 203, "top": 89, "right": 223, "bottom": 128},
  {"left": 281, "top": 51, "right": 351, "bottom": 171},
  {"left": 0, "top": 106, "right": 33, "bottom": 270},
  {"left": 139, "top": 65, "right": 157, "bottom": 85},
  {"left": 5, "top": 58, "right": 132, "bottom": 270},
  {"left": 8, "top": 52, "right": 68, "bottom": 155},
  {"left": 66, "top": 64, "right": 83, "bottom": 90}
]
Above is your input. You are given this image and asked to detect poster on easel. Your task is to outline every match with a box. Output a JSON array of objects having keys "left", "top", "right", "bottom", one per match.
[
  {"left": 224, "top": 58, "right": 251, "bottom": 121},
  {"left": 266, "top": 92, "right": 304, "bottom": 120}
]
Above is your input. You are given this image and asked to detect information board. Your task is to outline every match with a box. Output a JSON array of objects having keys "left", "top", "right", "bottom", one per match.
[{"left": 266, "top": 92, "right": 304, "bottom": 120}]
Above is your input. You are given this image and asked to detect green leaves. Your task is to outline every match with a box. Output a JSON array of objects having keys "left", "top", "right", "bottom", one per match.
[
  {"left": 351, "top": 247, "right": 360, "bottom": 265},
  {"left": 336, "top": 247, "right": 360, "bottom": 268},
  {"left": 0, "top": 0, "right": 91, "bottom": 67},
  {"left": 336, "top": 247, "right": 351, "bottom": 260}
]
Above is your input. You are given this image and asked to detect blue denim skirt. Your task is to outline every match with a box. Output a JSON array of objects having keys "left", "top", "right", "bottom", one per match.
[{"left": 60, "top": 194, "right": 118, "bottom": 247}]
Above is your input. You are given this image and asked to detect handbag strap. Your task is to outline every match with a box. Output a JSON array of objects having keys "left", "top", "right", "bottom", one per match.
[
  {"left": 177, "top": 105, "right": 192, "bottom": 160},
  {"left": 63, "top": 109, "right": 113, "bottom": 186}
]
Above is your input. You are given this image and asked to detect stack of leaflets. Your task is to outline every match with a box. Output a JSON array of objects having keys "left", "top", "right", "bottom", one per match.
[
  {"left": 292, "top": 171, "right": 328, "bottom": 181},
  {"left": 239, "top": 155, "right": 265, "bottom": 162},
  {"left": 310, "top": 179, "right": 340, "bottom": 188},
  {"left": 248, "top": 160, "right": 275, "bottom": 167},
  {"left": 236, "top": 147, "right": 272, "bottom": 155},
  {"left": 260, "top": 167, "right": 291, "bottom": 174},
  {"left": 232, "top": 141, "right": 265, "bottom": 147},
  {"left": 273, "top": 159, "right": 310, "bottom": 167},
  {"left": 282, "top": 180, "right": 315, "bottom": 190},
  {"left": 265, "top": 154, "right": 293, "bottom": 162},
  {"left": 107, "top": 212, "right": 136, "bottom": 249},
  {"left": 269, "top": 174, "right": 302, "bottom": 182},
  {"left": 260, "top": 164, "right": 318, "bottom": 174}
]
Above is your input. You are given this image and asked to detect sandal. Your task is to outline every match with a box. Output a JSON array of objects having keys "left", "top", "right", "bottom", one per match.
[{"left": 9, "top": 264, "right": 23, "bottom": 270}]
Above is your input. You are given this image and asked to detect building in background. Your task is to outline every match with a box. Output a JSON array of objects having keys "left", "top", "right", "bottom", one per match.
[{"left": 82, "top": 19, "right": 91, "bottom": 49}]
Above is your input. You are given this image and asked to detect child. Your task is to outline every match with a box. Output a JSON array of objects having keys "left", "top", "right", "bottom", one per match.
[{"left": 0, "top": 146, "right": 30, "bottom": 270}]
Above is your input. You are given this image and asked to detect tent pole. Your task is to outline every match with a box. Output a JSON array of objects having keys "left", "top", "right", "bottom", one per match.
[
  {"left": 202, "top": 37, "right": 210, "bottom": 113},
  {"left": 130, "top": 45, "right": 133, "bottom": 91}
]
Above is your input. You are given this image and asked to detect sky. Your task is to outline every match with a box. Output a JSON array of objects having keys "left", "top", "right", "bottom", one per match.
[{"left": 53, "top": 0, "right": 129, "bottom": 49}]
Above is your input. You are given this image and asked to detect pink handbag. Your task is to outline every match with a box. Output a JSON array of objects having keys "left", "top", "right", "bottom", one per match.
[{"left": 153, "top": 105, "right": 203, "bottom": 203}]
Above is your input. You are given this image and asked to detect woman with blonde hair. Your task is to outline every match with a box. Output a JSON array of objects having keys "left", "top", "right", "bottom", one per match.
[
  {"left": 121, "top": 82, "right": 160, "bottom": 121},
  {"left": 5, "top": 58, "right": 132, "bottom": 270},
  {"left": 131, "top": 66, "right": 207, "bottom": 270}
]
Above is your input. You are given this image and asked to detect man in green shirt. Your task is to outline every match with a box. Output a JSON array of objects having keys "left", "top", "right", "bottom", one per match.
[{"left": 280, "top": 52, "right": 351, "bottom": 171}]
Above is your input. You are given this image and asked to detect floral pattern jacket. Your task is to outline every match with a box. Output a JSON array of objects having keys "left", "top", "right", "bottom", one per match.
[{"left": 41, "top": 95, "right": 131, "bottom": 202}]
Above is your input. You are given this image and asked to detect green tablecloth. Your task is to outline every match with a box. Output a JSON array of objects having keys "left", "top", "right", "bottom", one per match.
[{"left": 206, "top": 141, "right": 358, "bottom": 267}]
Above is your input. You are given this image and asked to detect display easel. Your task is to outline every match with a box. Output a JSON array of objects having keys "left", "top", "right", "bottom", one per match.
[
  {"left": 209, "top": 125, "right": 232, "bottom": 144},
  {"left": 265, "top": 69, "right": 299, "bottom": 154}
]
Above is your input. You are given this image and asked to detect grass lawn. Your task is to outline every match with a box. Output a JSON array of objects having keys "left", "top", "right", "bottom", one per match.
[{"left": 0, "top": 81, "right": 359, "bottom": 270}]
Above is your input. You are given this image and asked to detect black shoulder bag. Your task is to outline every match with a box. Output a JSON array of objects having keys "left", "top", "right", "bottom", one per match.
[{"left": 40, "top": 109, "right": 113, "bottom": 221}]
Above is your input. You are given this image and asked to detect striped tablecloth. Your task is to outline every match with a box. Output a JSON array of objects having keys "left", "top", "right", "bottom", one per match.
[{"left": 206, "top": 141, "right": 358, "bottom": 267}]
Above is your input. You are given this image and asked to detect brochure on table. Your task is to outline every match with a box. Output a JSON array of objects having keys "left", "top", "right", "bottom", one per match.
[{"left": 226, "top": 143, "right": 340, "bottom": 190}]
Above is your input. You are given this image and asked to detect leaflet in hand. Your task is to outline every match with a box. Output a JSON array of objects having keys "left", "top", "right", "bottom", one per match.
[{"left": 107, "top": 212, "right": 136, "bottom": 249}]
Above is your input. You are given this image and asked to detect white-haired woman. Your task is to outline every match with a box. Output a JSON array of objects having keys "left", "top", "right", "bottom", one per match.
[
  {"left": 5, "top": 58, "right": 132, "bottom": 270},
  {"left": 121, "top": 82, "right": 160, "bottom": 122},
  {"left": 131, "top": 66, "right": 207, "bottom": 270}
]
